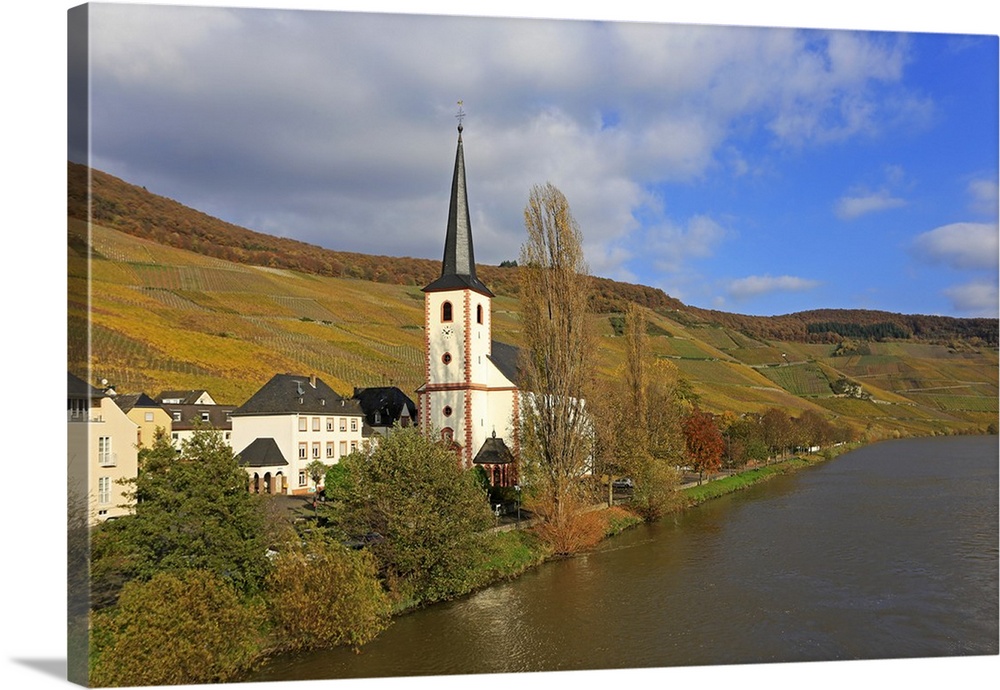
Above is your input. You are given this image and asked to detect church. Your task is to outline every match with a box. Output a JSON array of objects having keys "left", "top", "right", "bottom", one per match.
[{"left": 416, "top": 120, "right": 520, "bottom": 488}]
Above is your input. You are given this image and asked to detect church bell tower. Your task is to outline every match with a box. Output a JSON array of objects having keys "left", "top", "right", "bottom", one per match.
[{"left": 418, "top": 114, "right": 495, "bottom": 467}]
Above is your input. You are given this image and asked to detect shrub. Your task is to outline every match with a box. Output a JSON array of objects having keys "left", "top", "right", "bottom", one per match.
[
  {"left": 265, "top": 536, "right": 391, "bottom": 652},
  {"left": 89, "top": 570, "right": 263, "bottom": 687}
]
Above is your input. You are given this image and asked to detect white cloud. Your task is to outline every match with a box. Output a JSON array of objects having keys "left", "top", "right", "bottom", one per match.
[
  {"left": 835, "top": 190, "right": 906, "bottom": 219},
  {"left": 967, "top": 178, "right": 999, "bottom": 218},
  {"left": 912, "top": 222, "right": 999, "bottom": 270},
  {"left": 727, "top": 275, "right": 821, "bottom": 300},
  {"left": 82, "top": 6, "right": 926, "bottom": 283},
  {"left": 644, "top": 214, "right": 730, "bottom": 274},
  {"left": 943, "top": 280, "right": 999, "bottom": 316}
]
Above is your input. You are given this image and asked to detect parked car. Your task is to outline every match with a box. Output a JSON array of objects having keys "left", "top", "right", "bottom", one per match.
[{"left": 612, "top": 477, "right": 633, "bottom": 489}]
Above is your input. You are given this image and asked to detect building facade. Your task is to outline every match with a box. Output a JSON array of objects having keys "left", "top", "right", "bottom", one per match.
[
  {"left": 68, "top": 373, "right": 139, "bottom": 523},
  {"left": 230, "top": 373, "right": 365, "bottom": 495}
]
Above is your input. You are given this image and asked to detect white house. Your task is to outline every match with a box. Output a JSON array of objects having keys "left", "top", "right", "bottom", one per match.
[
  {"left": 67, "top": 372, "right": 139, "bottom": 524},
  {"left": 415, "top": 122, "right": 520, "bottom": 487},
  {"left": 230, "top": 373, "right": 365, "bottom": 495},
  {"left": 155, "top": 390, "right": 236, "bottom": 449}
]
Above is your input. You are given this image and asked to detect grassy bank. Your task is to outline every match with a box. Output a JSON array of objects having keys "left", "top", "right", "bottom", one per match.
[{"left": 681, "top": 443, "right": 861, "bottom": 507}]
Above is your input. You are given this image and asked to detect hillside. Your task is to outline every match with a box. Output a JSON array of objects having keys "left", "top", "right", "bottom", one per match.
[
  {"left": 68, "top": 162, "right": 997, "bottom": 346},
  {"left": 68, "top": 209, "right": 998, "bottom": 439}
]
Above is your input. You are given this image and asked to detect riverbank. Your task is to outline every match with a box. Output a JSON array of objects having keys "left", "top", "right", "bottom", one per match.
[
  {"left": 680, "top": 444, "right": 861, "bottom": 507},
  {"left": 392, "top": 443, "right": 865, "bottom": 615}
]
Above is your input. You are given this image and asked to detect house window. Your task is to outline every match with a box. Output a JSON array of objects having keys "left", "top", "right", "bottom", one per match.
[
  {"left": 298, "top": 417, "right": 308, "bottom": 432},
  {"left": 144, "top": 411, "right": 154, "bottom": 422},
  {"left": 339, "top": 441, "right": 348, "bottom": 456},
  {"left": 326, "top": 417, "right": 334, "bottom": 431},
  {"left": 312, "top": 417, "right": 320, "bottom": 432},
  {"left": 374, "top": 412, "right": 382, "bottom": 425},
  {"left": 98, "top": 437, "right": 114, "bottom": 466},
  {"left": 171, "top": 432, "right": 179, "bottom": 443},
  {"left": 350, "top": 441, "right": 358, "bottom": 452},
  {"left": 442, "top": 301, "right": 453, "bottom": 322},
  {"left": 172, "top": 411, "right": 181, "bottom": 422},
  {"left": 339, "top": 418, "right": 347, "bottom": 432},
  {"left": 477, "top": 304, "right": 483, "bottom": 324},
  {"left": 200, "top": 411, "right": 210, "bottom": 422},
  {"left": 443, "top": 406, "right": 453, "bottom": 417},
  {"left": 326, "top": 443, "right": 334, "bottom": 458},
  {"left": 224, "top": 432, "right": 231, "bottom": 442},
  {"left": 312, "top": 443, "right": 320, "bottom": 459},
  {"left": 441, "top": 427, "right": 454, "bottom": 443},
  {"left": 298, "top": 442, "right": 307, "bottom": 459},
  {"left": 442, "top": 352, "right": 452, "bottom": 365},
  {"left": 98, "top": 476, "right": 111, "bottom": 504},
  {"left": 350, "top": 418, "right": 358, "bottom": 432},
  {"left": 298, "top": 470, "right": 307, "bottom": 487},
  {"left": 226, "top": 413, "right": 232, "bottom": 423}
]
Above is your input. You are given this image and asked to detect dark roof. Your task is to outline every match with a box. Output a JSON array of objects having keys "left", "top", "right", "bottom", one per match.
[
  {"left": 487, "top": 340, "right": 521, "bottom": 386},
  {"left": 352, "top": 386, "right": 418, "bottom": 427},
  {"left": 68, "top": 372, "right": 103, "bottom": 400},
  {"left": 473, "top": 434, "right": 515, "bottom": 465},
  {"left": 236, "top": 438, "right": 289, "bottom": 468},
  {"left": 113, "top": 392, "right": 160, "bottom": 413},
  {"left": 232, "top": 373, "right": 363, "bottom": 417},
  {"left": 422, "top": 126, "right": 493, "bottom": 298},
  {"left": 162, "top": 404, "right": 236, "bottom": 430}
]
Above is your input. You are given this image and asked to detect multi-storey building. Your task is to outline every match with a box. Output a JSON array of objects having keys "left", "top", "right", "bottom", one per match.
[
  {"left": 67, "top": 373, "right": 139, "bottom": 523},
  {"left": 230, "top": 373, "right": 365, "bottom": 495},
  {"left": 112, "top": 392, "right": 172, "bottom": 448},
  {"left": 155, "top": 390, "right": 236, "bottom": 448}
]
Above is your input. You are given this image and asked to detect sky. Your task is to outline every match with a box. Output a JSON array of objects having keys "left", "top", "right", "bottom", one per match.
[{"left": 68, "top": 1, "right": 1000, "bottom": 319}]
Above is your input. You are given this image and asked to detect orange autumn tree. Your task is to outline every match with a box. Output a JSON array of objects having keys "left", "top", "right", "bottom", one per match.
[{"left": 683, "top": 407, "right": 725, "bottom": 485}]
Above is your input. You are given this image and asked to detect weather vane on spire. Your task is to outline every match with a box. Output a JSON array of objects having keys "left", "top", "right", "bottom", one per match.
[{"left": 456, "top": 100, "right": 466, "bottom": 131}]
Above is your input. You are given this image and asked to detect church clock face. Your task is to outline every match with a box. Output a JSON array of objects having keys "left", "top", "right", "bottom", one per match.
[{"left": 441, "top": 325, "right": 454, "bottom": 338}]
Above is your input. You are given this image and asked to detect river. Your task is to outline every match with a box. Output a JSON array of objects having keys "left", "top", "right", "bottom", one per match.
[{"left": 248, "top": 436, "right": 998, "bottom": 684}]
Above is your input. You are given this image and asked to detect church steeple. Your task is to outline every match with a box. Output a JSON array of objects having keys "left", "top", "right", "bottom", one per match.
[{"left": 423, "top": 116, "right": 493, "bottom": 297}]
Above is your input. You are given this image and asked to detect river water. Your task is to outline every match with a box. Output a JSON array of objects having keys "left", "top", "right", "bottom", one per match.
[{"left": 249, "top": 436, "right": 998, "bottom": 682}]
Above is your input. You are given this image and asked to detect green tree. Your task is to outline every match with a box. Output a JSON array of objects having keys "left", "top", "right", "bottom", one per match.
[
  {"left": 325, "top": 426, "right": 491, "bottom": 603},
  {"left": 91, "top": 428, "right": 270, "bottom": 607},
  {"left": 265, "top": 535, "right": 391, "bottom": 653},
  {"left": 518, "top": 182, "right": 597, "bottom": 550},
  {"left": 89, "top": 570, "right": 263, "bottom": 687},
  {"left": 306, "top": 459, "right": 328, "bottom": 491}
]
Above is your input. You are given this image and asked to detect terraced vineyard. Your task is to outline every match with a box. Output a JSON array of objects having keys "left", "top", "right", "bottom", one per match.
[{"left": 68, "top": 217, "right": 998, "bottom": 439}]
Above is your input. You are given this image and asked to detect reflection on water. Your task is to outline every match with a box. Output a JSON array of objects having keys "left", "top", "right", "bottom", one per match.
[{"left": 249, "top": 436, "right": 998, "bottom": 682}]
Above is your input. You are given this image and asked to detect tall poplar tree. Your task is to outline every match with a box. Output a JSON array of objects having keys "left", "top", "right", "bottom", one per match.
[{"left": 518, "top": 183, "right": 597, "bottom": 549}]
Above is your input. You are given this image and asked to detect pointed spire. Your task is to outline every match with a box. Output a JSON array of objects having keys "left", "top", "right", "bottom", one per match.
[
  {"left": 441, "top": 124, "right": 476, "bottom": 280},
  {"left": 423, "top": 109, "right": 493, "bottom": 297}
]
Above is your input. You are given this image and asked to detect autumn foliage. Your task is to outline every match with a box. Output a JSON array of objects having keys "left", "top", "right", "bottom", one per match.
[{"left": 683, "top": 407, "right": 725, "bottom": 483}]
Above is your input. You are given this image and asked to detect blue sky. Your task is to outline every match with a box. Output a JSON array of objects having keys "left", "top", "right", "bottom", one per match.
[{"left": 69, "top": 2, "right": 999, "bottom": 318}]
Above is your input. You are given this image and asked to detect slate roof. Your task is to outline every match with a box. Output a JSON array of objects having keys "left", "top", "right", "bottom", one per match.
[
  {"left": 422, "top": 125, "right": 494, "bottom": 298},
  {"left": 473, "top": 434, "right": 515, "bottom": 465},
  {"left": 352, "top": 386, "right": 418, "bottom": 429},
  {"left": 113, "top": 392, "right": 160, "bottom": 413},
  {"left": 162, "top": 404, "right": 236, "bottom": 430},
  {"left": 236, "top": 437, "right": 289, "bottom": 468},
  {"left": 68, "top": 372, "right": 103, "bottom": 400},
  {"left": 487, "top": 340, "right": 521, "bottom": 386},
  {"left": 232, "top": 373, "right": 363, "bottom": 417}
]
